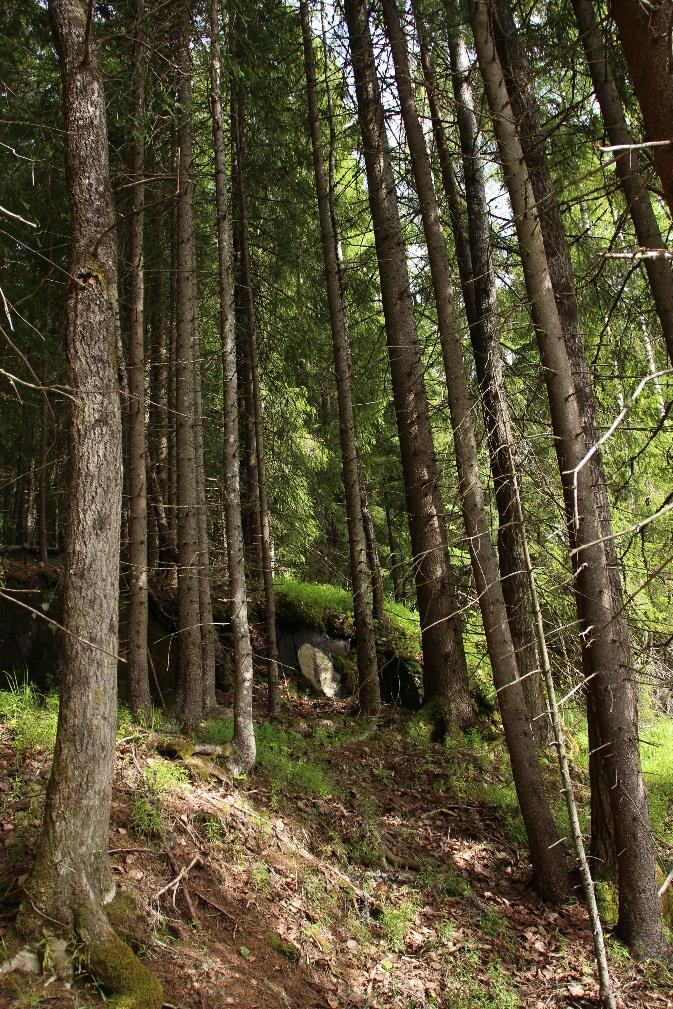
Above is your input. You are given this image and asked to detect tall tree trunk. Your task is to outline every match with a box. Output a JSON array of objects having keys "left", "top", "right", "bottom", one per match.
[
  {"left": 436, "top": 30, "right": 547, "bottom": 740},
  {"left": 126, "top": 0, "right": 150, "bottom": 719},
  {"left": 344, "top": 0, "right": 472, "bottom": 733},
  {"left": 148, "top": 199, "right": 173, "bottom": 573},
  {"left": 361, "top": 481, "right": 385, "bottom": 625},
  {"left": 301, "top": 0, "right": 381, "bottom": 714},
  {"left": 174, "top": 0, "right": 203, "bottom": 729},
  {"left": 231, "top": 77, "right": 280, "bottom": 716},
  {"left": 489, "top": 0, "right": 629, "bottom": 875},
  {"left": 610, "top": 0, "right": 673, "bottom": 221},
  {"left": 231, "top": 93, "right": 264, "bottom": 581},
  {"left": 382, "top": 0, "right": 567, "bottom": 900},
  {"left": 469, "top": 0, "right": 665, "bottom": 954},
  {"left": 189, "top": 239, "right": 217, "bottom": 712},
  {"left": 211, "top": 0, "right": 256, "bottom": 772},
  {"left": 14, "top": 3, "right": 162, "bottom": 1002},
  {"left": 38, "top": 385, "right": 49, "bottom": 564},
  {"left": 572, "top": 0, "right": 673, "bottom": 367}
]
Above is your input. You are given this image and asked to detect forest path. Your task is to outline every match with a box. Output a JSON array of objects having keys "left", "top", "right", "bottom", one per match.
[{"left": 0, "top": 688, "right": 671, "bottom": 1008}]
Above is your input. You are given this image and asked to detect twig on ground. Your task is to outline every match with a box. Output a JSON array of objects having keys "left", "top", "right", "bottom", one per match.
[{"left": 155, "top": 853, "right": 200, "bottom": 923}]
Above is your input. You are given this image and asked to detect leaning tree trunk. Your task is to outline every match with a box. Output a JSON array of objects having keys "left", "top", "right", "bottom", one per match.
[
  {"left": 10, "top": 3, "right": 163, "bottom": 1004},
  {"left": 469, "top": 0, "right": 665, "bottom": 956},
  {"left": 382, "top": 0, "right": 567, "bottom": 901},
  {"left": 126, "top": 0, "right": 151, "bottom": 720},
  {"left": 211, "top": 0, "right": 256, "bottom": 773},
  {"left": 445, "top": 33, "right": 547, "bottom": 741},
  {"left": 610, "top": 0, "right": 673, "bottom": 221},
  {"left": 301, "top": 0, "right": 380, "bottom": 714},
  {"left": 572, "top": 0, "right": 673, "bottom": 368},
  {"left": 490, "top": 0, "right": 629, "bottom": 875},
  {"left": 174, "top": 0, "right": 204, "bottom": 729},
  {"left": 344, "top": 0, "right": 472, "bottom": 733},
  {"left": 413, "top": 14, "right": 548, "bottom": 741}
]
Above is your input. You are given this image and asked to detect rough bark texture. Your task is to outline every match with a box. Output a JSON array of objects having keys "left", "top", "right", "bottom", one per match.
[
  {"left": 470, "top": 0, "right": 665, "bottom": 955},
  {"left": 490, "top": 0, "right": 629, "bottom": 875},
  {"left": 301, "top": 0, "right": 381, "bottom": 715},
  {"left": 572, "top": 0, "right": 673, "bottom": 367},
  {"left": 610, "top": 0, "right": 673, "bottom": 221},
  {"left": 344, "top": 0, "right": 472, "bottom": 733},
  {"left": 427, "top": 27, "right": 547, "bottom": 741},
  {"left": 383, "top": 0, "right": 567, "bottom": 900},
  {"left": 189, "top": 239, "right": 217, "bottom": 712},
  {"left": 15, "top": 3, "right": 163, "bottom": 1004},
  {"left": 213, "top": 2, "right": 256, "bottom": 772},
  {"left": 126, "top": 0, "right": 151, "bottom": 719},
  {"left": 174, "top": 0, "right": 204, "bottom": 729}
]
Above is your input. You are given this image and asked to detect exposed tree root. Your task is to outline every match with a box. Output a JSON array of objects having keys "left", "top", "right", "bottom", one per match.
[{"left": 1, "top": 892, "right": 164, "bottom": 1009}]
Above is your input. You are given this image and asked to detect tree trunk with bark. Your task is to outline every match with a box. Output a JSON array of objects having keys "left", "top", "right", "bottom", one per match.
[
  {"left": 572, "top": 0, "right": 673, "bottom": 367},
  {"left": 189, "top": 239, "right": 217, "bottom": 712},
  {"left": 382, "top": 0, "right": 567, "bottom": 900},
  {"left": 212, "top": 0, "right": 256, "bottom": 772},
  {"left": 437, "top": 30, "right": 548, "bottom": 741},
  {"left": 231, "top": 75, "right": 280, "bottom": 717},
  {"left": 11, "top": 3, "right": 163, "bottom": 1003},
  {"left": 126, "top": 0, "right": 151, "bottom": 719},
  {"left": 469, "top": 0, "right": 665, "bottom": 955},
  {"left": 174, "top": 0, "right": 204, "bottom": 729},
  {"left": 344, "top": 0, "right": 472, "bottom": 733},
  {"left": 301, "top": 0, "right": 381, "bottom": 714},
  {"left": 610, "top": 0, "right": 673, "bottom": 221},
  {"left": 489, "top": 0, "right": 631, "bottom": 875}
]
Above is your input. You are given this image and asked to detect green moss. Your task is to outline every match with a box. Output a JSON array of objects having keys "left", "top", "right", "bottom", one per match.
[
  {"left": 595, "top": 879, "right": 618, "bottom": 927},
  {"left": 88, "top": 931, "right": 163, "bottom": 1009},
  {"left": 266, "top": 930, "right": 300, "bottom": 962},
  {"left": 106, "top": 892, "right": 147, "bottom": 946}
]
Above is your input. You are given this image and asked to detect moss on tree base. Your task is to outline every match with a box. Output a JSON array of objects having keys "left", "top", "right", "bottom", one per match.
[{"left": 88, "top": 930, "right": 164, "bottom": 1009}]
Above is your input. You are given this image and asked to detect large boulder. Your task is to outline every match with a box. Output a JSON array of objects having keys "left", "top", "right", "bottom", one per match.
[{"left": 297, "top": 643, "right": 341, "bottom": 698}]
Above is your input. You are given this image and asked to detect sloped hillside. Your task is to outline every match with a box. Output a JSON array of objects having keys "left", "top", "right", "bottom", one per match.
[{"left": 1, "top": 681, "right": 671, "bottom": 1009}]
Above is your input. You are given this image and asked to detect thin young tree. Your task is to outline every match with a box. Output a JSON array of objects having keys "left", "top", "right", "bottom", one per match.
[
  {"left": 230, "top": 73, "right": 281, "bottom": 717},
  {"left": 210, "top": 0, "right": 256, "bottom": 771},
  {"left": 469, "top": 0, "right": 665, "bottom": 955},
  {"left": 344, "top": 0, "right": 473, "bottom": 733},
  {"left": 126, "top": 0, "right": 151, "bottom": 719},
  {"left": 300, "top": 0, "right": 381, "bottom": 715},
  {"left": 381, "top": 0, "right": 567, "bottom": 900},
  {"left": 9, "top": 2, "right": 163, "bottom": 1002}
]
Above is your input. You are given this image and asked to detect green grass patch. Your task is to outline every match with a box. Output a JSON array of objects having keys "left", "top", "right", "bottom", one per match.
[
  {"left": 0, "top": 678, "right": 58, "bottom": 753},
  {"left": 256, "top": 722, "right": 338, "bottom": 802},
  {"left": 380, "top": 897, "right": 419, "bottom": 951},
  {"left": 131, "top": 797, "right": 162, "bottom": 837},
  {"left": 143, "top": 757, "right": 189, "bottom": 795},
  {"left": 639, "top": 716, "right": 673, "bottom": 847}
]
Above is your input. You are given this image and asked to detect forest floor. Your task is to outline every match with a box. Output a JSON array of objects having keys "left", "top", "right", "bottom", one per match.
[{"left": 0, "top": 684, "right": 672, "bottom": 1009}]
